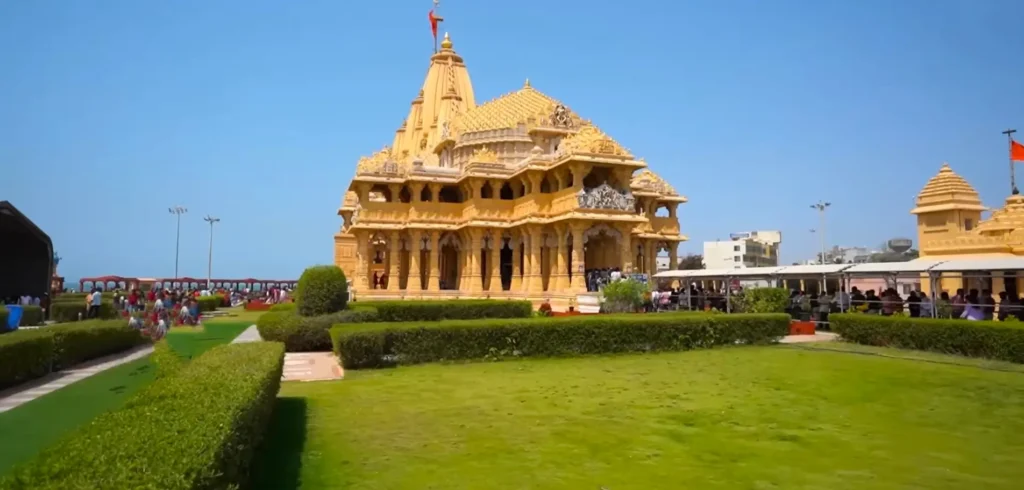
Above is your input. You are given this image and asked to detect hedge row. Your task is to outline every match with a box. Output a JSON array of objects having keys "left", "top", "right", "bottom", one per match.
[
  {"left": 257, "top": 308, "right": 378, "bottom": 351},
  {"left": 196, "top": 295, "right": 223, "bottom": 312},
  {"left": 1, "top": 342, "right": 285, "bottom": 490},
  {"left": 0, "top": 320, "right": 148, "bottom": 390},
  {"left": 831, "top": 314, "right": 1024, "bottom": 363},
  {"left": 49, "top": 301, "right": 118, "bottom": 323},
  {"left": 0, "top": 305, "right": 44, "bottom": 329},
  {"left": 354, "top": 299, "right": 532, "bottom": 322},
  {"left": 0, "top": 306, "right": 7, "bottom": 329},
  {"left": 268, "top": 302, "right": 297, "bottom": 312},
  {"left": 330, "top": 313, "right": 790, "bottom": 369}
]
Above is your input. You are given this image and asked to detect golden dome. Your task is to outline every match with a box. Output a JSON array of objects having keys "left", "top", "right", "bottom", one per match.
[
  {"left": 440, "top": 32, "right": 453, "bottom": 50},
  {"left": 911, "top": 162, "right": 985, "bottom": 214},
  {"left": 632, "top": 169, "right": 677, "bottom": 196},
  {"left": 975, "top": 195, "right": 1024, "bottom": 235}
]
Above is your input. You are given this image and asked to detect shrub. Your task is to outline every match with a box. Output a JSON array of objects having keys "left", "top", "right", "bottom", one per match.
[
  {"left": 0, "top": 306, "right": 7, "bottom": 331},
  {"left": 538, "top": 302, "right": 553, "bottom": 317},
  {"left": 0, "top": 329, "right": 55, "bottom": 390},
  {"left": 257, "top": 308, "right": 378, "bottom": 352},
  {"left": 1, "top": 342, "right": 285, "bottom": 489},
  {"left": 602, "top": 279, "right": 647, "bottom": 313},
  {"left": 737, "top": 287, "right": 790, "bottom": 314},
  {"left": 832, "top": 314, "right": 1024, "bottom": 363},
  {"left": 296, "top": 265, "right": 349, "bottom": 316},
  {"left": 195, "top": 295, "right": 222, "bottom": 313},
  {"left": 359, "top": 300, "right": 532, "bottom": 322},
  {"left": 18, "top": 306, "right": 44, "bottom": 326},
  {"left": 48, "top": 320, "right": 150, "bottom": 370},
  {"left": 0, "top": 320, "right": 145, "bottom": 390},
  {"left": 331, "top": 313, "right": 790, "bottom": 369},
  {"left": 49, "top": 301, "right": 118, "bottom": 323},
  {"left": 269, "top": 302, "right": 297, "bottom": 312},
  {"left": 152, "top": 339, "right": 185, "bottom": 379}
]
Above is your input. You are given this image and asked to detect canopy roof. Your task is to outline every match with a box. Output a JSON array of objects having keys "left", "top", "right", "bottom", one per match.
[
  {"left": 653, "top": 257, "right": 1024, "bottom": 280},
  {"left": 0, "top": 201, "right": 53, "bottom": 298}
]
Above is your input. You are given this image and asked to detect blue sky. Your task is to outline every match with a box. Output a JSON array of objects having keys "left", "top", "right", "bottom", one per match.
[{"left": 2, "top": 0, "right": 1022, "bottom": 281}]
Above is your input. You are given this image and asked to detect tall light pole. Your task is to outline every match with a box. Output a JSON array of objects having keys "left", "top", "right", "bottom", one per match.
[
  {"left": 203, "top": 215, "right": 220, "bottom": 290},
  {"left": 810, "top": 201, "right": 831, "bottom": 266},
  {"left": 168, "top": 206, "right": 188, "bottom": 279}
]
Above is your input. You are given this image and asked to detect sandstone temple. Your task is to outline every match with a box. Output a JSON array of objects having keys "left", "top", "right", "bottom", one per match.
[{"left": 333, "top": 32, "right": 686, "bottom": 309}]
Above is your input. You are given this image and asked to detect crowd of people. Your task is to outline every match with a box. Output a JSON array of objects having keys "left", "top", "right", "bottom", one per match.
[{"left": 584, "top": 268, "right": 623, "bottom": 292}]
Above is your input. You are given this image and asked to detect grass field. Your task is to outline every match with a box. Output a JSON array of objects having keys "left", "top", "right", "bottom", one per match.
[
  {"left": 252, "top": 345, "right": 1024, "bottom": 490},
  {"left": 0, "top": 320, "right": 252, "bottom": 475}
]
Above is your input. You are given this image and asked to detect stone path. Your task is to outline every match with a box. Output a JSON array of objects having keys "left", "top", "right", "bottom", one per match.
[
  {"left": 0, "top": 344, "right": 154, "bottom": 413},
  {"left": 780, "top": 331, "right": 839, "bottom": 344},
  {"left": 231, "top": 325, "right": 263, "bottom": 343}
]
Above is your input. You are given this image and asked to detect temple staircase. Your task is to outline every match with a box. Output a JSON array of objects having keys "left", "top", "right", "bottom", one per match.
[{"left": 576, "top": 293, "right": 602, "bottom": 314}]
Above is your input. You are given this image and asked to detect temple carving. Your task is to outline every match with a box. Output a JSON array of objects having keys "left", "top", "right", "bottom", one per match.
[{"left": 334, "top": 32, "right": 687, "bottom": 309}]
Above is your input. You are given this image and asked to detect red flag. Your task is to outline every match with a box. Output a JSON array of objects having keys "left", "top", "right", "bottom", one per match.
[
  {"left": 1013, "top": 139, "right": 1024, "bottom": 161},
  {"left": 428, "top": 10, "right": 439, "bottom": 40}
]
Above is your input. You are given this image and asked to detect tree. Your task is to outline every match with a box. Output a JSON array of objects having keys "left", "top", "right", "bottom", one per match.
[
  {"left": 677, "top": 254, "right": 704, "bottom": 270},
  {"left": 296, "top": 265, "right": 349, "bottom": 316}
]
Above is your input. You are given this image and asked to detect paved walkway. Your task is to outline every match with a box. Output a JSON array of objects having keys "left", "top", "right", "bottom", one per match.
[
  {"left": 283, "top": 352, "right": 344, "bottom": 382},
  {"left": 780, "top": 331, "right": 839, "bottom": 344},
  {"left": 0, "top": 344, "right": 154, "bottom": 413},
  {"left": 231, "top": 325, "right": 263, "bottom": 343}
]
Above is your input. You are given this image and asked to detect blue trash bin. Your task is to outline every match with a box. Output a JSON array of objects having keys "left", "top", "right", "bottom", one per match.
[{"left": 6, "top": 305, "right": 23, "bottom": 330}]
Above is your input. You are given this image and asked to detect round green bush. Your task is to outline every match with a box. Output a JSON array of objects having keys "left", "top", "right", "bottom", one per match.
[
  {"left": 295, "top": 265, "right": 349, "bottom": 316},
  {"left": 269, "top": 302, "right": 297, "bottom": 312}
]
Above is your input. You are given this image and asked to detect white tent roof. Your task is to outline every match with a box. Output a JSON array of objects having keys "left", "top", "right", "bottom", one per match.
[
  {"left": 654, "top": 266, "right": 796, "bottom": 280},
  {"left": 930, "top": 257, "right": 1024, "bottom": 273},
  {"left": 843, "top": 260, "right": 945, "bottom": 275},
  {"left": 773, "top": 264, "right": 854, "bottom": 277}
]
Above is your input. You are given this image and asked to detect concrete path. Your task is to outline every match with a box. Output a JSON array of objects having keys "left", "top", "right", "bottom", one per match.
[
  {"left": 231, "top": 325, "right": 263, "bottom": 343},
  {"left": 780, "top": 331, "right": 839, "bottom": 344},
  {"left": 0, "top": 344, "right": 154, "bottom": 413}
]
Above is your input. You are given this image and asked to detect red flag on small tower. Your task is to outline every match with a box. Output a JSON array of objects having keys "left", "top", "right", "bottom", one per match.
[
  {"left": 1012, "top": 139, "right": 1024, "bottom": 161},
  {"left": 428, "top": 10, "right": 439, "bottom": 40}
]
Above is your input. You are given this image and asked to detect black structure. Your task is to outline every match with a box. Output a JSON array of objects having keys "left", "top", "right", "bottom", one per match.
[{"left": 0, "top": 201, "right": 54, "bottom": 299}]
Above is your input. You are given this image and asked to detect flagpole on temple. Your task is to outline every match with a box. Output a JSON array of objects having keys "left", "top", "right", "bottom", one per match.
[
  {"left": 1004, "top": 128, "right": 1018, "bottom": 195},
  {"left": 430, "top": 0, "right": 444, "bottom": 54}
]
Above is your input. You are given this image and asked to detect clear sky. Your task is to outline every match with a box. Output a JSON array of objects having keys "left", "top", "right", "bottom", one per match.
[{"left": 2, "top": 0, "right": 1023, "bottom": 281}]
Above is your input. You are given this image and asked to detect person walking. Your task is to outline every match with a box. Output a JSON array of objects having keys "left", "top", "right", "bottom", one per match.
[{"left": 89, "top": 288, "right": 102, "bottom": 318}]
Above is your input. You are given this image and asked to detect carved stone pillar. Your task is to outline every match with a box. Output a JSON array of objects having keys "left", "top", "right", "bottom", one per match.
[
  {"left": 467, "top": 229, "right": 483, "bottom": 293},
  {"left": 408, "top": 230, "right": 423, "bottom": 292},
  {"left": 668, "top": 241, "right": 678, "bottom": 270},
  {"left": 619, "top": 227, "right": 634, "bottom": 275},
  {"left": 429, "top": 183, "right": 442, "bottom": 203},
  {"left": 386, "top": 231, "right": 400, "bottom": 291},
  {"left": 570, "top": 224, "right": 586, "bottom": 293},
  {"left": 528, "top": 173, "right": 543, "bottom": 196},
  {"left": 553, "top": 224, "right": 569, "bottom": 291},
  {"left": 490, "top": 180, "right": 503, "bottom": 200},
  {"left": 355, "top": 230, "right": 369, "bottom": 292},
  {"left": 428, "top": 231, "right": 441, "bottom": 292},
  {"left": 511, "top": 234, "right": 522, "bottom": 292},
  {"left": 489, "top": 231, "right": 501, "bottom": 291},
  {"left": 388, "top": 184, "right": 402, "bottom": 203},
  {"left": 528, "top": 227, "right": 544, "bottom": 294},
  {"left": 409, "top": 182, "right": 424, "bottom": 204}
]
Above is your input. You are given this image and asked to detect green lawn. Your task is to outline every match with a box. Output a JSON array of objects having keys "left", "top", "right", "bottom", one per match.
[
  {"left": 0, "top": 320, "right": 251, "bottom": 475},
  {"left": 252, "top": 346, "right": 1024, "bottom": 490}
]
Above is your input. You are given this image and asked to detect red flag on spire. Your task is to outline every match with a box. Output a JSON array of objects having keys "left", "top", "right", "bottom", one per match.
[
  {"left": 1013, "top": 139, "right": 1024, "bottom": 161},
  {"left": 428, "top": 10, "right": 439, "bottom": 40}
]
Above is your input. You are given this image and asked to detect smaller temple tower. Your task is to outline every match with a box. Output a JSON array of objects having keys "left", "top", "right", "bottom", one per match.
[{"left": 911, "top": 163, "right": 986, "bottom": 249}]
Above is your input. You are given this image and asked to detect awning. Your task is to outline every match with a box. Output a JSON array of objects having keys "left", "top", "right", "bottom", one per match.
[
  {"left": 773, "top": 264, "right": 854, "bottom": 277},
  {"left": 929, "top": 257, "right": 1024, "bottom": 273},
  {"left": 843, "top": 260, "right": 946, "bottom": 276}
]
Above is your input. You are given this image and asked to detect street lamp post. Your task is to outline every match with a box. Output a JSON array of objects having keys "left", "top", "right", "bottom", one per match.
[
  {"left": 810, "top": 201, "right": 832, "bottom": 294},
  {"left": 203, "top": 216, "right": 221, "bottom": 290},
  {"left": 168, "top": 206, "right": 188, "bottom": 279}
]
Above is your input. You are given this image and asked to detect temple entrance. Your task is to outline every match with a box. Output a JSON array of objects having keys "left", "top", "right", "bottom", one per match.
[
  {"left": 501, "top": 243, "right": 513, "bottom": 290},
  {"left": 583, "top": 225, "right": 622, "bottom": 270},
  {"left": 438, "top": 233, "right": 461, "bottom": 290}
]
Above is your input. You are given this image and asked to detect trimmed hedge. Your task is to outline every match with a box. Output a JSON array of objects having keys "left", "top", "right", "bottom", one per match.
[
  {"left": 1, "top": 342, "right": 285, "bottom": 489},
  {"left": 196, "top": 295, "right": 222, "bottom": 312},
  {"left": 19, "top": 306, "right": 44, "bottom": 326},
  {"left": 257, "top": 308, "right": 379, "bottom": 352},
  {"left": 49, "top": 301, "right": 118, "bottom": 323},
  {"left": 356, "top": 299, "right": 533, "bottom": 322},
  {"left": 268, "top": 302, "right": 297, "bottom": 312},
  {"left": 152, "top": 339, "right": 185, "bottom": 379},
  {"left": 296, "top": 265, "right": 349, "bottom": 316},
  {"left": 0, "top": 320, "right": 147, "bottom": 390},
  {"left": 832, "top": 314, "right": 1024, "bottom": 363},
  {"left": 0, "top": 306, "right": 7, "bottom": 330},
  {"left": 330, "top": 312, "right": 790, "bottom": 369}
]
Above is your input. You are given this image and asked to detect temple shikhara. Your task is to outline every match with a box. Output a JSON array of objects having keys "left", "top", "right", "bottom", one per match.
[
  {"left": 913, "top": 163, "right": 1024, "bottom": 294},
  {"left": 333, "top": 30, "right": 686, "bottom": 309}
]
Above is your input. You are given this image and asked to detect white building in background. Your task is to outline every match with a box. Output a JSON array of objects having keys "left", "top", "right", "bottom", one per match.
[{"left": 703, "top": 230, "right": 782, "bottom": 269}]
